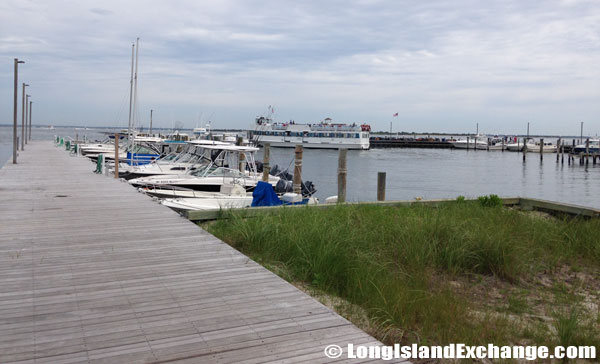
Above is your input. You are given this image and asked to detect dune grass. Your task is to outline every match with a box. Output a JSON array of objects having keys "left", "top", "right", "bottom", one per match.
[{"left": 204, "top": 200, "right": 600, "bottom": 350}]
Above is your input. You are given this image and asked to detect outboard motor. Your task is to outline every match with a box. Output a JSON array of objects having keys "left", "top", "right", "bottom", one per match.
[{"left": 274, "top": 179, "right": 293, "bottom": 194}]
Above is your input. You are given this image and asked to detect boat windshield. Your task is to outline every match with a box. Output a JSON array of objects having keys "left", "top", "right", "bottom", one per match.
[{"left": 189, "top": 165, "right": 247, "bottom": 179}]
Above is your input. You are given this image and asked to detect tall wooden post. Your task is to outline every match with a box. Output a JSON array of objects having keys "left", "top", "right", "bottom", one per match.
[
  {"left": 239, "top": 152, "right": 246, "bottom": 173},
  {"left": 501, "top": 138, "right": 505, "bottom": 152},
  {"left": 114, "top": 134, "right": 120, "bottom": 179},
  {"left": 293, "top": 145, "right": 303, "bottom": 194},
  {"left": 487, "top": 137, "right": 490, "bottom": 151},
  {"left": 556, "top": 138, "right": 560, "bottom": 162},
  {"left": 522, "top": 138, "right": 527, "bottom": 162},
  {"left": 262, "top": 143, "right": 270, "bottom": 182},
  {"left": 585, "top": 138, "right": 590, "bottom": 165},
  {"left": 337, "top": 148, "right": 347, "bottom": 203},
  {"left": 377, "top": 172, "right": 386, "bottom": 201},
  {"left": 539, "top": 138, "right": 544, "bottom": 161}
]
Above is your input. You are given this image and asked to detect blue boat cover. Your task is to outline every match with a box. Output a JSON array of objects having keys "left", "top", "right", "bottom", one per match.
[{"left": 251, "top": 181, "right": 283, "bottom": 207}]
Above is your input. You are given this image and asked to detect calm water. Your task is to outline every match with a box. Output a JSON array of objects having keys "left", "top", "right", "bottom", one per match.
[{"left": 2, "top": 126, "right": 599, "bottom": 208}]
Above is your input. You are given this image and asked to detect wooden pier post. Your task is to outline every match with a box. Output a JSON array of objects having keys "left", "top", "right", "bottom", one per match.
[
  {"left": 585, "top": 138, "right": 590, "bottom": 165},
  {"left": 556, "top": 138, "right": 560, "bottom": 162},
  {"left": 561, "top": 143, "right": 564, "bottom": 164},
  {"left": 501, "top": 138, "right": 505, "bottom": 152},
  {"left": 539, "top": 138, "right": 544, "bottom": 161},
  {"left": 114, "top": 133, "right": 119, "bottom": 178},
  {"left": 337, "top": 148, "right": 347, "bottom": 203},
  {"left": 522, "top": 138, "right": 527, "bottom": 162},
  {"left": 239, "top": 152, "right": 246, "bottom": 172},
  {"left": 293, "top": 145, "right": 303, "bottom": 194},
  {"left": 474, "top": 136, "right": 477, "bottom": 151},
  {"left": 377, "top": 172, "right": 386, "bottom": 201},
  {"left": 517, "top": 138, "right": 520, "bottom": 152},
  {"left": 262, "top": 143, "right": 270, "bottom": 182},
  {"left": 466, "top": 136, "right": 470, "bottom": 150},
  {"left": 487, "top": 137, "right": 490, "bottom": 151}
]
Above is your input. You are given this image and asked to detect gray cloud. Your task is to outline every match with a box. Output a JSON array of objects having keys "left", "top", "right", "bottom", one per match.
[{"left": 0, "top": 0, "right": 598, "bottom": 134}]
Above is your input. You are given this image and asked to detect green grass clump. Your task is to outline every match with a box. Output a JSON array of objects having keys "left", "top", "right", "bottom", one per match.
[{"left": 205, "top": 203, "right": 600, "bottom": 347}]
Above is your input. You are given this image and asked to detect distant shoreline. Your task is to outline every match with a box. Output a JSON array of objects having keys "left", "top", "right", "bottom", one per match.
[{"left": 0, "top": 124, "right": 588, "bottom": 139}]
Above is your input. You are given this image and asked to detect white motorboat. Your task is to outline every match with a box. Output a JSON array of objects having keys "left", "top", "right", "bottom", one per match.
[
  {"left": 118, "top": 140, "right": 232, "bottom": 179},
  {"left": 573, "top": 139, "right": 600, "bottom": 154},
  {"left": 528, "top": 141, "right": 557, "bottom": 153},
  {"left": 449, "top": 134, "right": 488, "bottom": 150},
  {"left": 161, "top": 196, "right": 254, "bottom": 212},
  {"left": 128, "top": 145, "right": 280, "bottom": 192},
  {"left": 506, "top": 138, "right": 536, "bottom": 152}
]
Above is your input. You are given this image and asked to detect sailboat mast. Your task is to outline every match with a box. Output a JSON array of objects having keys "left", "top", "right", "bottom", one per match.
[
  {"left": 133, "top": 37, "right": 139, "bottom": 131},
  {"left": 127, "top": 42, "right": 135, "bottom": 148}
]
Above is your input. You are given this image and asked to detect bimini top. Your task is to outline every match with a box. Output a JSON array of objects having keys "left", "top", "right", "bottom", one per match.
[{"left": 187, "top": 140, "right": 232, "bottom": 146}]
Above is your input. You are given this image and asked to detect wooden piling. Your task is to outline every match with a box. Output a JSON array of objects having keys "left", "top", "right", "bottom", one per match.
[
  {"left": 114, "top": 133, "right": 119, "bottom": 178},
  {"left": 377, "top": 172, "right": 386, "bottom": 201},
  {"left": 556, "top": 138, "right": 560, "bottom": 162},
  {"left": 239, "top": 151, "right": 246, "bottom": 172},
  {"left": 487, "top": 137, "right": 490, "bottom": 151},
  {"left": 466, "top": 136, "right": 470, "bottom": 150},
  {"left": 501, "top": 138, "right": 505, "bottom": 152},
  {"left": 539, "top": 138, "right": 543, "bottom": 161},
  {"left": 522, "top": 138, "right": 527, "bottom": 161},
  {"left": 561, "top": 143, "right": 564, "bottom": 164},
  {"left": 262, "top": 142, "right": 270, "bottom": 182},
  {"left": 293, "top": 144, "right": 303, "bottom": 194},
  {"left": 585, "top": 138, "right": 590, "bottom": 165},
  {"left": 337, "top": 148, "right": 347, "bottom": 203}
]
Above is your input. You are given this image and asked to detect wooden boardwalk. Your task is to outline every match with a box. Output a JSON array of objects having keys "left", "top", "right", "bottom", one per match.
[{"left": 0, "top": 142, "right": 405, "bottom": 364}]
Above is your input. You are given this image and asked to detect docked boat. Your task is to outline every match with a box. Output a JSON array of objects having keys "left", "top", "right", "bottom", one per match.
[
  {"left": 128, "top": 145, "right": 280, "bottom": 192},
  {"left": 118, "top": 139, "right": 231, "bottom": 180},
  {"left": 573, "top": 139, "right": 600, "bottom": 154},
  {"left": 528, "top": 141, "right": 557, "bottom": 153},
  {"left": 251, "top": 117, "right": 370, "bottom": 150},
  {"left": 506, "top": 138, "right": 536, "bottom": 152},
  {"left": 449, "top": 134, "right": 488, "bottom": 150}
]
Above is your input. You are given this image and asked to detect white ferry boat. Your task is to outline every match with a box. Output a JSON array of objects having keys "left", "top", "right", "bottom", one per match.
[{"left": 251, "top": 117, "right": 371, "bottom": 150}]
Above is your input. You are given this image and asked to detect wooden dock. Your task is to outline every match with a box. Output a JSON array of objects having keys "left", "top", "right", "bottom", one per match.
[{"left": 0, "top": 142, "right": 405, "bottom": 363}]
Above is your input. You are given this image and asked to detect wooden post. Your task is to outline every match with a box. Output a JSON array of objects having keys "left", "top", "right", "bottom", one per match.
[
  {"left": 293, "top": 145, "right": 303, "bottom": 194},
  {"left": 114, "top": 133, "right": 119, "bottom": 178},
  {"left": 501, "top": 138, "right": 505, "bottom": 152},
  {"left": 337, "top": 148, "right": 347, "bottom": 203},
  {"left": 556, "top": 138, "right": 560, "bottom": 162},
  {"left": 540, "top": 138, "right": 544, "bottom": 161},
  {"left": 239, "top": 152, "right": 246, "bottom": 172},
  {"left": 517, "top": 138, "right": 520, "bottom": 153},
  {"left": 466, "top": 136, "right": 470, "bottom": 150},
  {"left": 585, "top": 138, "right": 590, "bottom": 165},
  {"left": 474, "top": 136, "right": 477, "bottom": 151},
  {"left": 262, "top": 143, "right": 270, "bottom": 182},
  {"left": 522, "top": 138, "right": 527, "bottom": 161},
  {"left": 377, "top": 172, "right": 386, "bottom": 201},
  {"left": 487, "top": 137, "right": 490, "bottom": 151},
  {"left": 561, "top": 143, "right": 564, "bottom": 164}
]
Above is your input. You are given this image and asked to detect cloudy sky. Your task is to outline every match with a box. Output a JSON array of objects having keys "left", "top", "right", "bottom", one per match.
[{"left": 1, "top": 0, "right": 599, "bottom": 134}]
